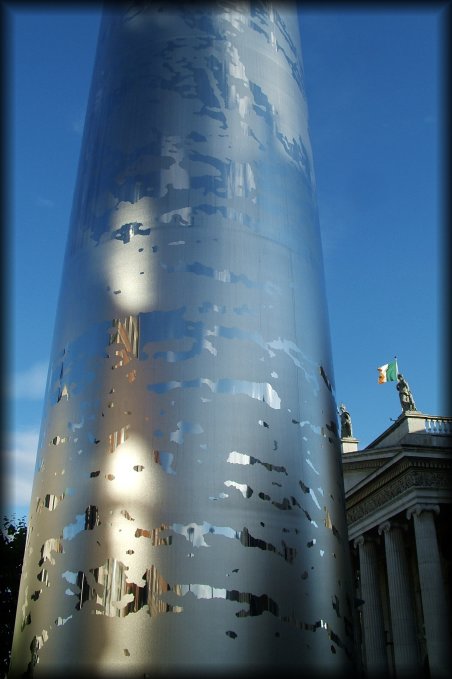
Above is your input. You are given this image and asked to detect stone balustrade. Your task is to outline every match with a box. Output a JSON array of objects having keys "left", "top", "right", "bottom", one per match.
[{"left": 424, "top": 417, "right": 452, "bottom": 434}]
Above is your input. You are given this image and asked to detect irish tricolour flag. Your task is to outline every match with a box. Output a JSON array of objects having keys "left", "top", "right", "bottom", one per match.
[{"left": 377, "top": 359, "right": 398, "bottom": 384}]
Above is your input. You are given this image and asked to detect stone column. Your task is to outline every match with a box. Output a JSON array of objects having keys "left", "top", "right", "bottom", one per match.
[
  {"left": 407, "top": 504, "right": 451, "bottom": 678},
  {"left": 379, "top": 521, "right": 420, "bottom": 675},
  {"left": 354, "top": 535, "right": 388, "bottom": 676}
]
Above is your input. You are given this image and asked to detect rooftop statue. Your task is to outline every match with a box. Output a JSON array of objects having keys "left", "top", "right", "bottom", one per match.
[
  {"left": 397, "top": 373, "right": 417, "bottom": 412},
  {"left": 339, "top": 403, "right": 353, "bottom": 438}
]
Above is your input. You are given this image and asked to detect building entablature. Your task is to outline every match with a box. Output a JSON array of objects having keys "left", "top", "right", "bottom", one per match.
[
  {"left": 344, "top": 447, "right": 451, "bottom": 479},
  {"left": 343, "top": 446, "right": 451, "bottom": 493},
  {"left": 342, "top": 412, "right": 452, "bottom": 495},
  {"left": 345, "top": 452, "right": 452, "bottom": 542}
]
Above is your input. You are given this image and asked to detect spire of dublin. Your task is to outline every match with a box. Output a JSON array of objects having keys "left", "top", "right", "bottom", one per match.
[{"left": 11, "top": 4, "right": 355, "bottom": 676}]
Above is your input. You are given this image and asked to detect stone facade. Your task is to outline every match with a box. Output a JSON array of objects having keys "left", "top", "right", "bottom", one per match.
[{"left": 342, "top": 412, "right": 452, "bottom": 678}]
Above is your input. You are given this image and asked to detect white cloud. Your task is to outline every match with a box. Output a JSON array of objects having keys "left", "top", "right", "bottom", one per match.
[
  {"left": 4, "top": 428, "right": 39, "bottom": 515},
  {"left": 12, "top": 360, "right": 48, "bottom": 400}
]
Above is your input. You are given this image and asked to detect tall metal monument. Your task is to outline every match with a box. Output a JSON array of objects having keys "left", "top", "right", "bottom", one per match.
[{"left": 11, "top": 4, "right": 355, "bottom": 675}]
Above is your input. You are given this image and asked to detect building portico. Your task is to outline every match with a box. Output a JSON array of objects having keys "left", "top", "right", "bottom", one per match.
[{"left": 342, "top": 412, "right": 452, "bottom": 677}]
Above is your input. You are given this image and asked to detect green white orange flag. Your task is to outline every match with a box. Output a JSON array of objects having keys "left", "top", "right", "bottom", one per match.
[{"left": 377, "top": 359, "right": 398, "bottom": 384}]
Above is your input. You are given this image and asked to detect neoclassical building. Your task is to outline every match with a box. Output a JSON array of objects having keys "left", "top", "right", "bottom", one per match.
[{"left": 342, "top": 411, "right": 452, "bottom": 677}]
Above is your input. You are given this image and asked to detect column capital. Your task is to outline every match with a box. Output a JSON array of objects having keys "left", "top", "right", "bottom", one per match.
[
  {"left": 378, "top": 520, "right": 407, "bottom": 536},
  {"left": 353, "top": 533, "right": 380, "bottom": 549},
  {"left": 378, "top": 521, "right": 391, "bottom": 535},
  {"left": 406, "top": 504, "right": 440, "bottom": 521},
  {"left": 353, "top": 535, "right": 364, "bottom": 548}
]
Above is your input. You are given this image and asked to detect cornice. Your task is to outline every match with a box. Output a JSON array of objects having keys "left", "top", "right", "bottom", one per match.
[
  {"left": 342, "top": 457, "right": 391, "bottom": 472},
  {"left": 346, "top": 456, "right": 452, "bottom": 527},
  {"left": 342, "top": 446, "right": 451, "bottom": 469},
  {"left": 346, "top": 455, "right": 451, "bottom": 505}
]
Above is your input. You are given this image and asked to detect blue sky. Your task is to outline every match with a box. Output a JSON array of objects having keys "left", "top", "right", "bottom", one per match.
[{"left": 6, "top": 5, "right": 447, "bottom": 521}]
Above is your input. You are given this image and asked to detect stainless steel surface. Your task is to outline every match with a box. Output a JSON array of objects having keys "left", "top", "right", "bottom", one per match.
[{"left": 11, "top": 3, "right": 354, "bottom": 675}]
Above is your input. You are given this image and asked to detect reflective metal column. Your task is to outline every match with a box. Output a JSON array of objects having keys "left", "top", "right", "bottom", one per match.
[{"left": 10, "top": 4, "right": 354, "bottom": 675}]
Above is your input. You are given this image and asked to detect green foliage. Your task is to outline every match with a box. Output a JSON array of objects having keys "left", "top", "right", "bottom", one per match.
[{"left": 0, "top": 516, "right": 27, "bottom": 679}]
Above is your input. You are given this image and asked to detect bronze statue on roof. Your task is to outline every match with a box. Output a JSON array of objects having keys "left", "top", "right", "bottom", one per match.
[
  {"left": 397, "top": 373, "right": 416, "bottom": 412},
  {"left": 339, "top": 403, "right": 353, "bottom": 438}
]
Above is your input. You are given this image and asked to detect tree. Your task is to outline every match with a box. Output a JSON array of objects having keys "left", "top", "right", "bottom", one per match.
[{"left": 0, "top": 515, "right": 27, "bottom": 678}]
